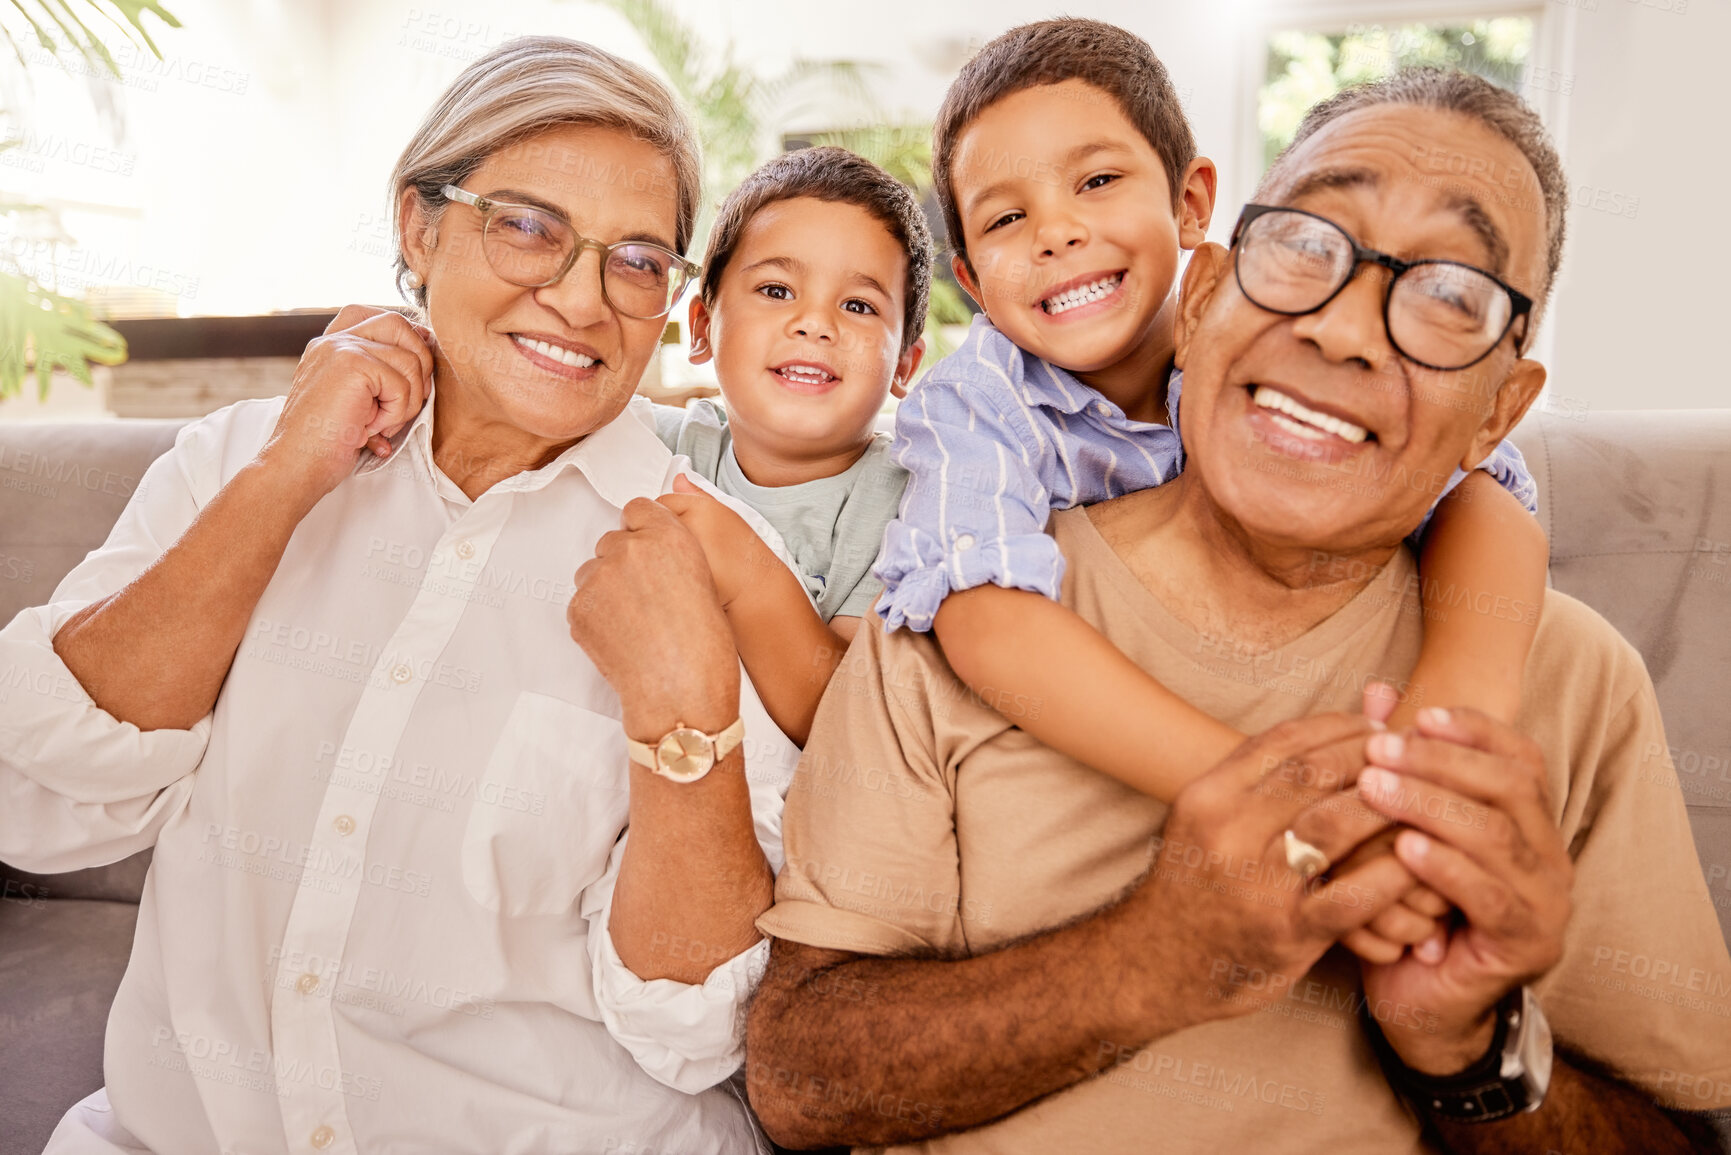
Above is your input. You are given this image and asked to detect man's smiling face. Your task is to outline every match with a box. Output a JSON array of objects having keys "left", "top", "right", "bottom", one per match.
[{"left": 1175, "top": 104, "right": 1551, "bottom": 558}]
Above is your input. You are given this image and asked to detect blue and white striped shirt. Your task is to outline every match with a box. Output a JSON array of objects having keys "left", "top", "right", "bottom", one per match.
[{"left": 873, "top": 315, "right": 1535, "bottom": 632}]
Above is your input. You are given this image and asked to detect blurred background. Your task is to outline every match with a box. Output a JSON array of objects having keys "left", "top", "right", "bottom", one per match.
[{"left": 0, "top": 0, "right": 1720, "bottom": 421}]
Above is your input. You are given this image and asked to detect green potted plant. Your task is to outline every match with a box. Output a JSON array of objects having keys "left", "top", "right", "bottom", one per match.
[{"left": 0, "top": 0, "right": 179, "bottom": 400}]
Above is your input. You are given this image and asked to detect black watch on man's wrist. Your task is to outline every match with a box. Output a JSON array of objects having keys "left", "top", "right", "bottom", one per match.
[{"left": 1364, "top": 986, "right": 1553, "bottom": 1124}]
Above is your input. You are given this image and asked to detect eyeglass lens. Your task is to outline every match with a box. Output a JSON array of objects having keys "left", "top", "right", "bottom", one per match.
[
  {"left": 482, "top": 205, "right": 683, "bottom": 319},
  {"left": 1237, "top": 210, "right": 1514, "bottom": 369}
]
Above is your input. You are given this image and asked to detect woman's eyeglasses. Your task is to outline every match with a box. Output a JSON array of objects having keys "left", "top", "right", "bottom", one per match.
[{"left": 441, "top": 185, "right": 698, "bottom": 321}]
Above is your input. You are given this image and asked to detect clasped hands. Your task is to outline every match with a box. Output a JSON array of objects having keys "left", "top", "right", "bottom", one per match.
[{"left": 1143, "top": 696, "right": 1573, "bottom": 1078}]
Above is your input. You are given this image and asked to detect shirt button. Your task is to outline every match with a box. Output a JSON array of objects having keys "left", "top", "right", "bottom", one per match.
[
  {"left": 310, "top": 1126, "right": 335, "bottom": 1149},
  {"left": 956, "top": 533, "right": 976, "bottom": 550},
  {"left": 390, "top": 663, "right": 413, "bottom": 684},
  {"left": 1095, "top": 401, "right": 1112, "bottom": 417},
  {"left": 295, "top": 973, "right": 319, "bottom": 995},
  {"left": 332, "top": 815, "right": 355, "bottom": 836},
  {"left": 455, "top": 540, "right": 475, "bottom": 560}
]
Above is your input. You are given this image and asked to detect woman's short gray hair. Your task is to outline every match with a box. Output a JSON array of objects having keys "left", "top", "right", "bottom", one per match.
[{"left": 387, "top": 35, "right": 702, "bottom": 307}]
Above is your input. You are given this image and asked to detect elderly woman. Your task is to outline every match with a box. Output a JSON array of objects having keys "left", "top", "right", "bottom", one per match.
[{"left": 0, "top": 37, "right": 798, "bottom": 1154}]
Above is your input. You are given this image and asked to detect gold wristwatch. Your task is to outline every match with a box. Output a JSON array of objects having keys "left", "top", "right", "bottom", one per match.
[{"left": 627, "top": 718, "right": 746, "bottom": 783}]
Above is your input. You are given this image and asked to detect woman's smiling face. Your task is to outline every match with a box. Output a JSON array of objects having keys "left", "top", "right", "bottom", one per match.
[{"left": 403, "top": 123, "right": 682, "bottom": 447}]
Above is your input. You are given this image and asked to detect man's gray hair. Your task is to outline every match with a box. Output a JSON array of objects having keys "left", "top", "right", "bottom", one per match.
[{"left": 1262, "top": 67, "right": 1567, "bottom": 308}]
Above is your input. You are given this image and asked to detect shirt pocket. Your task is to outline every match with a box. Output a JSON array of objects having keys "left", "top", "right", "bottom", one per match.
[{"left": 461, "top": 690, "right": 631, "bottom": 917}]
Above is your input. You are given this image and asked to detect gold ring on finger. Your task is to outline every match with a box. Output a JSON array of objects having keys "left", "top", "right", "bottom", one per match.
[{"left": 1283, "top": 829, "right": 1330, "bottom": 881}]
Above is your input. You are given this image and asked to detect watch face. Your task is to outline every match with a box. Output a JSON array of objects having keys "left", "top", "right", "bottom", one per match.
[{"left": 656, "top": 727, "right": 715, "bottom": 782}]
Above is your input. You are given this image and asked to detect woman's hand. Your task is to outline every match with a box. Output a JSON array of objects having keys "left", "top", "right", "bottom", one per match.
[
  {"left": 258, "top": 305, "right": 435, "bottom": 507},
  {"left": 657, "top": 473, "right": 774, "bottom": 608},
  {"left": 568, "top": 495, "right": 741, "bottom": 742},
  {"left": 49, "top": 304, "right": 432, "bottom": 731}
]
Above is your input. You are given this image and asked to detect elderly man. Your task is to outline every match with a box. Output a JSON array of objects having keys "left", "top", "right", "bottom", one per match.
[{"left": 745, "top": 70, "right": 1731, "bottom": 1153}]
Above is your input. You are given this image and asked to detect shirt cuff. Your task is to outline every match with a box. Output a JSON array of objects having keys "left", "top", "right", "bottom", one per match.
[
  {"left": 756, "top": 899, "right": 936, "bottom": 957},
  {"left": 589, "top": 920, "right": 770, "bottom": 1094},
  {"left": 875, "top": 532, "right": 1067, "bottom": 633},
  {"left": 1413, "top": 444, "right": 1539, "bottom": 542},
  {"left": 0, "top": 603, "right": 211, "bottom": 804}
]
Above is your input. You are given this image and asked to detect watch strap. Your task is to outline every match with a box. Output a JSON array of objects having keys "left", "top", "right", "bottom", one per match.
[
  {"left": 1364, "top": 986, "right": 1549, "bottom": 1124},
  {"left": 625, "top": 733, "right": 656, "bottom": 769},
  {"left": 712, "top": 716, "right": 746, "bottom": 762},
  {"left": 626, "top": 717, "right": 746, "bottom": 772}
]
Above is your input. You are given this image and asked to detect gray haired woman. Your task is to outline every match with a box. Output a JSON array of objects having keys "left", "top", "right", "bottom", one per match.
[{"left": 2, "top": 36, "right": 798, "bottom": 1154}]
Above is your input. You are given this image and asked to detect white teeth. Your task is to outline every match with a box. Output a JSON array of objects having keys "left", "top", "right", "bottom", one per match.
[
  {"left": 1267, "top": 411, "right": 1328, "bottom": 441},
  {"left": 1041, "top": 273, "right": 1123, "bottom": 315},
  {"left": 777, "top": 364, "right": 835, "bottom": 384},
  {"left": 513, "top": 334, "right": 595, "bottom": 368},
  {"left": 1252, "top": 386, "right": 1369, "bottom": 443}
]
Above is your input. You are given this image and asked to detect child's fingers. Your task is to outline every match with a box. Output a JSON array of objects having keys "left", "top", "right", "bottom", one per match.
[
  {"left": 671, "top": 472, "right": 705, "bottom": 495},
  {"left": 1341, "top": 928, "right": 1408, "bottom": 966},
  {"left": 1400, "top": 884, "right": 1451, "bottom": 918},
  {"left": 1413, "top": 930, "right": 1448, "bottom": 965},
  {"left": 656, "top": 493, "right": 702, "bottom": 517},
  {"left": 1335, "top": 828, "right": 1456, "bottom": 918},
  {"left": 1362, "top": 681, "right": 1399, "bottom": 727},
  {"left": 1361, "top": 901, "right": 1443, "bottom": 948}
]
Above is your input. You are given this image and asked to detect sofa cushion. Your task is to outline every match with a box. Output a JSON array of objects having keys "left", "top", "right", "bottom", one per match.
[
  {"left": 1512, "top": 409, "right": 1731, "bottom": 944},
  {"left": 0, "top": 898, "right": 141, "bottom": 1155},
  {"left": 1, "top": 849, "right": 152, "bottom": 905},
  {"left": 0, "top": 419, "right": 187, "bottom": 628}
]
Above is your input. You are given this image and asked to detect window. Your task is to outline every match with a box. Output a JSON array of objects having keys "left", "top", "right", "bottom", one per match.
[{"left": 1259, "top": 18, "right": 1536, "bottom": 168}]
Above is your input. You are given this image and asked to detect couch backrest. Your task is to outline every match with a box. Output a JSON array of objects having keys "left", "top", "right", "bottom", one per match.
[
  {"left": 3, "top": 413, "right": 1728, "bottom": 941},
  {"left": 0, "top": 420, "right": 185, "bottom": 903},
  {"left": 1513, "top": 408, "right": 1731, "bottom": 945},
  {"left": 0, "top": 420, "right": 188, "bottom": 627}
]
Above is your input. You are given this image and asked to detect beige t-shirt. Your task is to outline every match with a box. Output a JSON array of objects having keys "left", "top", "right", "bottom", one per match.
[{"left": 760, "top": 505, "right": 1731, "bottom": 1154}]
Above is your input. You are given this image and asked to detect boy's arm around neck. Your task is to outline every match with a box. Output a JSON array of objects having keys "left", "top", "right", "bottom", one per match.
[{"left": 1398, "top": 471, "right": 1547, "bottom": 728}]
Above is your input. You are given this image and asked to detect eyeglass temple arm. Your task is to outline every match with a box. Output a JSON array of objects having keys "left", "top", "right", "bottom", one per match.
[
  {"left": 441, "top": 184, "right": 486, "bottom": 209},
  {"left": 442, "top": 182, "right": 697, "bottom": 281}
]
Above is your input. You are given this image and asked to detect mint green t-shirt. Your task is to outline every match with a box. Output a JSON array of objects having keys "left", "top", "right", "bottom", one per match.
[{"left": 652, "top": 398, "right": 906, "bottom": 623}]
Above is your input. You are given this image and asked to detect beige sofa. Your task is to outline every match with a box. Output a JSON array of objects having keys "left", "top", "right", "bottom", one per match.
[{"left": 1, "top": 409, "right": 1728, "bottom": 1155}]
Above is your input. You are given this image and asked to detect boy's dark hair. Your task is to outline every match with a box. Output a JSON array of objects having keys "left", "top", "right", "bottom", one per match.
[
  {"left": 700, "top": 146, "right": 932, "bottom": 351},
  {"left": 932, "top": 18, "right": 1197, "bottom": 271},
  {"left": 1263, "top": 67, "right": 1567, "bottom": 311}
]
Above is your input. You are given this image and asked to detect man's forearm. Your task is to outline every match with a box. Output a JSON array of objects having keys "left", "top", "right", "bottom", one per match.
[
  {"left": 53, "top": 460, "right": 316, "bottom": 731},
  {"left": 1432, "top": 1049, "right": 1704, "bottom": 1155},
  {"left": 747, "top": 894, "right": 1206, "bottom": 1149},
  {"left": 609, "top": 748, "right": 773, "bottom": 984}
]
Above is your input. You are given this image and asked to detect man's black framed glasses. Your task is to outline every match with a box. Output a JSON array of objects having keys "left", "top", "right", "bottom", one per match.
[{"left": 1229, "top": 204, "right": 1533, "bottom": 371}]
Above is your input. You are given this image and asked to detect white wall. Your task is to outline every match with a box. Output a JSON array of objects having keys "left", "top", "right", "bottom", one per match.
[
  {"left": 1539, "top": 0, "right": 1728, "bottom": 413},
  {"left": 5, "top": 0, "right": 1722, "bottom": 410},
  {"left": 1239, "top": 0, "right": 1731, "bottom": 412}
]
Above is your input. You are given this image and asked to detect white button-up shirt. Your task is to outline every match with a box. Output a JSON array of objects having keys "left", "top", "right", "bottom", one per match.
[{"left": 0, "top": 392, "right": 802, "bottom": 1154}]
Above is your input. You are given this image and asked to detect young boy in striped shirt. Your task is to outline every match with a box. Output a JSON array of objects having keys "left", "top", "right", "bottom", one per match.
[{"left": 874, "top": 18, "right": 1546, "bottom": 960}]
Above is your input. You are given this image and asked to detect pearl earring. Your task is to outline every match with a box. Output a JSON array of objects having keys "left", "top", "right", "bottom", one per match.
[{"left": 404, "top": 270, "right": 423, "bottom": 290}]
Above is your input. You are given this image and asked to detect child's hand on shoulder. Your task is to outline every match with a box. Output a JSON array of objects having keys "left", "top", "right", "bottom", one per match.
[{"left": 657, "top": 473, "right": 767, "bottom": 607}]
